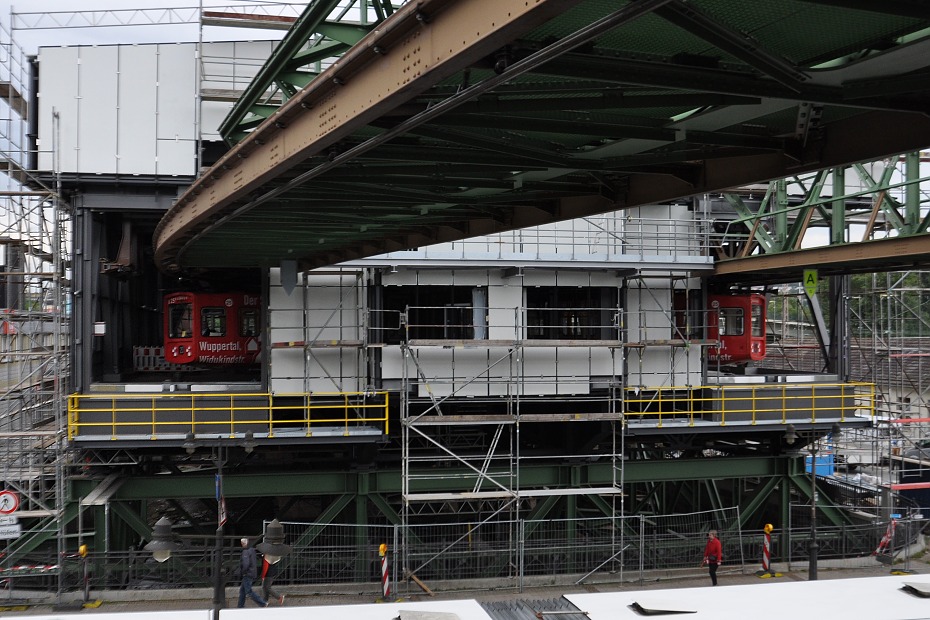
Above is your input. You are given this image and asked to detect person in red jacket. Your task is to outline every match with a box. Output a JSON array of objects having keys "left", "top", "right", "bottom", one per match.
[{"left": 701, "top": 530, "right": 723, "bottom": 585}]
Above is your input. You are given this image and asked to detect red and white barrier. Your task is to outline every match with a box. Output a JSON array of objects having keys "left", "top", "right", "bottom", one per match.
[
  {"left": 379, "top": 543, "right": 390, "bottom": 599},
  {"left": 762, "top": 529, "right": 772, "bottom": 573},
  {"left": 873, "top": 518, "right": 897, "bottom": 556}
]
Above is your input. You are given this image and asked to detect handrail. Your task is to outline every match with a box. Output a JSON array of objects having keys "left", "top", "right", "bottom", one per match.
[
  {"left": 67, "top": 390, "right": 389, "bottom": 441},
  {"left": 623, "top": 382, "right": 875, "bottom": 427}
]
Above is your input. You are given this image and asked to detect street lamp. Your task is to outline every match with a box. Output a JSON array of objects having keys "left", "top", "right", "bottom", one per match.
[
  {"left": 808, "top": 423, "right": 842, "bottom": 582},
  {"left": 255, "top": 519, "right": 291, "bottom": 566},
  {"left": 808, "top": 437, "right": 819, "bottom": 580},
  {"left": 147, "top": 432, "right": 257, "bottom": 619},
  {"left": 144, "top": 516, "right": 182, "bottom": 562}
]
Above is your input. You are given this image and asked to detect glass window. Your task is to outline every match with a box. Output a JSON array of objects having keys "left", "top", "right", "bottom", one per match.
[
  {"left": 751, "top": 302, "right": 763, "bottom": 337},
  {"left": 526, "top": 287, "right": 618, "bottom": 340},
  {"left": 718, "top": 307, "right": 744, "bottom": 336},
  {"left": 240, "top": 309, "right": 259, "bottom": 337},
  {"left": 201, "top": 307, "right": 226, "bottom": 337},
  {"left": 168, "top": 303, "right": 193, "bottom": 338}
]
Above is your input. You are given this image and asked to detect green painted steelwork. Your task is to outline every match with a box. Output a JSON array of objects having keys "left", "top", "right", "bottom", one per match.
[
  {"left": 720, "top": 155, "right": 930, "bottom": 261},
  {"left": 218, "top": 0, "right": 389, "bottom": 145}
]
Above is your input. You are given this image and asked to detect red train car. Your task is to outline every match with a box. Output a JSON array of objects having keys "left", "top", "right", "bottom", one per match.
[
  {"left": 163, "top": 292, "right": 261, "bottom": 365},
  {"left": 707, "top": 293, "right": 766, "bottom": 364}
]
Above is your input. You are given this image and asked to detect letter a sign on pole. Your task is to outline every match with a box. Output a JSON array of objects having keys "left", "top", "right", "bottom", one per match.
[{"left": 803, "top": 269, "right": 818, "bottom": 298}]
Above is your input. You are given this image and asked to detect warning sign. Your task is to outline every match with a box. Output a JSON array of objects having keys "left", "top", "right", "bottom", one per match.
[
  {"left": 803, "top": 269, "right": 818, "bottom": 298},
  {"left": 0, "top": 491, "right": 19, "bottom": 515}
]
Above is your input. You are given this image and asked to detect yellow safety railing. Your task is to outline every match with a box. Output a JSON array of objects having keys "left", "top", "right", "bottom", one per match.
[
  {"left": 623, "top": 382, "right": 874, "bottom": 427},
  {"left": 67, "top": 390, "right": 390, "bottom": 441}
]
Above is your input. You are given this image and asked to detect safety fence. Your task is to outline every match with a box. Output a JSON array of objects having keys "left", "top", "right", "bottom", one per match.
[
  {"left": 66, "top": 390, "right": 390, "bottom": 441},
  {"left": 12, "top": 510, "right": 918, "bottom": 599}
]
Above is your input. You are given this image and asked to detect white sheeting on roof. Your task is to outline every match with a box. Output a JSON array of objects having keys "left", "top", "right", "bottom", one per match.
[{"left": 566, "top": 575, "right": 930, "bottom": 619}]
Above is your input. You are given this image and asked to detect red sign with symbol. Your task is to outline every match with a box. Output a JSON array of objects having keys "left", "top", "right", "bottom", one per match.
[{"left": 0, "top": 491, "right": 19, "bottom": 514}]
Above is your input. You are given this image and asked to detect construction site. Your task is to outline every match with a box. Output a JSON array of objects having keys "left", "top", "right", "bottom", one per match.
[{"left": 0, "top": 0, "right": 928, "bottom": 610}]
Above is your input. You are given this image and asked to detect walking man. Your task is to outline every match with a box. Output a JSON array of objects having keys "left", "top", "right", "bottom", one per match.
[{"left": 237, "top": 537, "right": 268, "bottom": 607}]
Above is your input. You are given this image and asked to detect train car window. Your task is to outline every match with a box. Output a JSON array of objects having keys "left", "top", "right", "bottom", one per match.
[
  {"left": 718, "top": 307, "right": 744, "bottom": 336},
  {"left": 201, "top": 307, "right": 227, "bottom": 337},
  {"left": 240, "top": 309, "right": 259, "bottom": 337},
  {"left": 751, "top": 303, "right": 764, "bottom": 337},
  {"left": 168, "top": 303, "right": 193, "bottom": 338}
]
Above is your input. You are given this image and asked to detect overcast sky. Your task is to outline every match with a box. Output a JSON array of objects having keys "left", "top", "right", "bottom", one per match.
[{"left": 1, "top": 1, "right": 301, "bottom": 53}]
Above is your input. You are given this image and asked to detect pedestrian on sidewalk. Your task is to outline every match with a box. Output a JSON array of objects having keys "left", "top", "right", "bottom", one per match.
[
  {"left": 260, "top": 555, "right": 285, "bottom": 606},
  {"left": 701, "top": 530, "right": 723, "bottom": 586},
  {"left": 237, "top": 537, "right": 268, "bottom": 608}
]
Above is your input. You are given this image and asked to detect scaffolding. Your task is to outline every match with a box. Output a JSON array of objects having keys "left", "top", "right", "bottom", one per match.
[{"left": 0, "top": 14, "right": 71, "bottom": 588}]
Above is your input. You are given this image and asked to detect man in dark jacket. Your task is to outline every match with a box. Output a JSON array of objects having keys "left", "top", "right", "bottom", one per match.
[{"left": 237, "top": 537, "right": 268, "bottom": 607}]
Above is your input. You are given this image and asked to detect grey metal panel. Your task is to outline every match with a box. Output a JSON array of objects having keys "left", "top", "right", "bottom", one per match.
[
  {"left": 156, "top": 138, "right": 196, "bottom": 176},
  {"left": 155, "top": 44, "right": 196, "bottom": 141},
  {"left": 77, "top": 46, "right": 119, "bottom": 174},
  {"left": 708, "top": 384, "right": 851, "bottom": 422},
  {"left": 201, "top": 101, "right": 232, "bottom": 141},
  {"left": 117, "top": 45, "right": 158, "bottom": 174},
  {"left": 37, "top": 47, "right": 80, "bottom": 173},
  {"left": 156, "top": 43, "right": 197, "bottom": 175},
  {"left": 73, "top": 395, "right": 270, "bottom": 437}
]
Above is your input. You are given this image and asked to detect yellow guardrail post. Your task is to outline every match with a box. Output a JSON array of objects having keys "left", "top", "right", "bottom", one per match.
[
  {"left": 110, "top": 396, "right": 117, "bottom": 440},
  {"left": 344, "top": 392, "right": 350, "bottom": 437}
]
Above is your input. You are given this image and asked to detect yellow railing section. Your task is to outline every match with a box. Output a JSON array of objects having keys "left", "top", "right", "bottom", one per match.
[
  {"left": 623, "top": 382, "right": 875, "bottom": 427},
  {"left": 67, "top": 390, "right": 390, "bottom": 441}
]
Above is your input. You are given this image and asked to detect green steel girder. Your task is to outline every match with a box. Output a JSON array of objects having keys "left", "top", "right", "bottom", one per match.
[
  {"left": 736, "top": 476, "right": 781, "bottom": 530},
  {"left": 218, "top": 0, "right": 381, "bottom": 145},
  {"left": 110, "top": 501, "right": 154, "bottom": 541},
  {"left": 316, "top": 22, "right": 373, "bottom": 46},
  {"left": 788, "top": 460, "right": 850, "bottom": 527},
  {"left": 42, "top": 453, "right": 872, "bottom": 563},
  {"left": 71, "top": 456, "right": 784, "bottom": 503},
  {"left": 720, "top": 153, "right": 930, "bottom": 259}
]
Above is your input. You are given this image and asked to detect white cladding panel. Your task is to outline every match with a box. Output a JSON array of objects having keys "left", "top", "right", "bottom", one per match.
[
  {"left": 268, "top": 270, "right": 362, "bottom": 393},
  {"left": 37, "top": 47, "right": 80, "bottom": 172},
  {"left": 412, "top": 348, "right": 491, "bottom": 397},
  {"left": 38, "top": 43, "right": 198, "bottom": 176},
  {"left": 625, "top": 283, "right": 702, "bottom": 387},
  {"left": 521, "top": 348, "right": 558, "bottom": 395},
  {"left": 488, "top": 283, "right": 521, "bottom": 340},
  {"left": 77, "top": 47, "right": 119, "bottom": 174},
  {"left": 117, "top": 46, "right": 158, "bottom": 173},
  {"left": 156, "top": 44, "right": 197, "bottom": 175}
]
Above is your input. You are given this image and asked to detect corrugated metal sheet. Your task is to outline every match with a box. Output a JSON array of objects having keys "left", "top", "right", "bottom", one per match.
[{"left": 481, "top": 597, "right": 591, "bottom": 620}]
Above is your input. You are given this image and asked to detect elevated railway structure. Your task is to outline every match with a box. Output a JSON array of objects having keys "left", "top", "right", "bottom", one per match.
[{"left": 1, "top": 0, "right": 930, "bottom": 594}]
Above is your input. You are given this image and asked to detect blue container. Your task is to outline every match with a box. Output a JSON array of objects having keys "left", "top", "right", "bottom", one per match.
[{"left": 805, "top": 453, "right": 834, "bottom": 476}]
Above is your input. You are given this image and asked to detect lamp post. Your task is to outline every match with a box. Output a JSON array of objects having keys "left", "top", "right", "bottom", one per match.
[
  {"left": 809, "top": 439, "right": 818, "bottom": 580},
  {"left": 256, "top": 518, "right": 292, "bottom": 601},
  {"left": 147, "top": 432, "right": 256, "bottom": 620},
  {"left": 806, "top": 423, "right": 841, "bottom": 582},
  {"left": 256, "top": 519, "right": 291, "bottom": 566}
]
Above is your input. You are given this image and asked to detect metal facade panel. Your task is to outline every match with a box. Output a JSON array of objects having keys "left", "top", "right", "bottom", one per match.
[
  {"left": 155, "top": 138, "right": 195, "bottom": 176},
  {"left": 77, "top": 47, "right": 119, "bottom": 174},
  {"left": 155, "top": 44, "right": 196, "bottom": 141},
  {"left": 488, "top": 284, "right": 521, "bottom": 341},
  {"left": 520, "top": 348, "right": 559, "bottom": 395},
  {"left": 155, "top": 44, "right": 197, "bottom": 176},
  {"left": 414, "top": 348, "right": 489, "bottom": 397},
  {"left": 37, "top": 47, "right": 80, "bottom": 172},
  {"left": 200, "top": 101, "right": 231, "bottom": 141},
  {"left": 117, "top": 45, "right": 158, "bottom": 174},
  {"left": 303, "top": 350, "right": 361, "bottom": 393},
  {"left": 270, "top": 348, "right": 305, "bottom": 393}
]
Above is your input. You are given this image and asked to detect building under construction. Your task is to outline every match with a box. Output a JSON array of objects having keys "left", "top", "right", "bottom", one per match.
[{"left": 0, "top": 0, "right": 929, "bottom": 602}]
